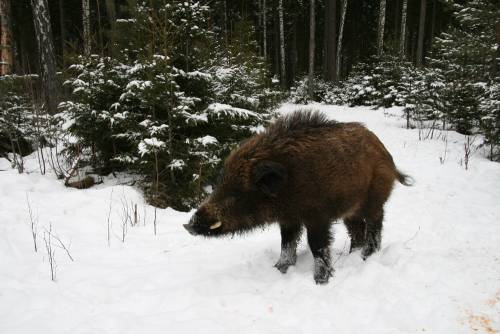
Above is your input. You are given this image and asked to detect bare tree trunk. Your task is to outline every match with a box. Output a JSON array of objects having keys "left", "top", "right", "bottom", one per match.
[
  {"left": 290, "top": 22, "right": 297, "bottom": 85},
  {"left": 278, "top": 0, "right": 286, "bottom": 89},
  {"left": 324, "top": 0, "right": 337, "bottom": 82},
  {"left": 58, "top": 0, "right": 66, "bottom": 65},
  {"left": 224, "top": 0, "right": 228, "bottom": 48},
  {"left": 429, "top": 0, "right": 436, "bottom": 49},
  {"left": 308, "top": 0, "right": 315, "bottom": 98},
  {"left": 416, "top": 0, "right": 426, "bottom": 67},
  {"left": 394, "top": 0, "right": 400, "bottom": 40},
  {"left": 336, "top": 0, "right": 347, "bottom": 80},
  {"left": 263, "top": 0, "right": 267, "bottom": 61},
  {"left": 399, "top": 0, "right": 408, "bottom": 61},
  {"left": 105, "top": 0, "right": 116, "bottom": 56},
  {"left": 377, "top": 0, "right": 386, "bottom": 57},
  {"left": 82, "top": 0, "right": 91, "bottom": 56},
  {"left": 31, "top": 0, "right": 58, "bottom": 114},
  {"left": 0, "top": 0, "right": 13, "bottom": 75}
]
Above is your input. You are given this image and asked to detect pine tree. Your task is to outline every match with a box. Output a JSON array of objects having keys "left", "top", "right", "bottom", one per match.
[
  {"left": 278, "top": 0, "right": 286, "bottom": 89},
  {"left": 0, "top": 0, "right": 13, "bottom": 75},
  {"left": 416, "top": 0, "right": 426, "bottom": 67},
  {"left": 308, "top": 0, "right": 315, "bottom": 98},
  {"left": 61, "top": 0, "right": 278, "bottom": 209},
  {"left": 82, "top": 0, "right": 91, "bottom": 56},
  {"left": 429, "top": 0, "right": 498, "bottom": 135},
  {"left": 31, "top": 0, "right": 58, "bottom": 114},
  {"left": 336, "top": 0, "right": 348, "bottom": 80},
  {"left": 377, "top": 0, "right": 386, "bottom": 57},
  {"left": 324, "top": 0, "right": 337, "bottom": 81}
]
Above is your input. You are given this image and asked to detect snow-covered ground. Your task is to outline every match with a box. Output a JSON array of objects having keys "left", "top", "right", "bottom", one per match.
[{"left": 1, "top": 104, "right": 499, "bottom": 334}]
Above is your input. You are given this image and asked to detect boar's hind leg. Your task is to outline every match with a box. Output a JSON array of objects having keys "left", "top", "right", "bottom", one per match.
[
  {"left": 275, "top": 223, "right": 302, "bottom": 274},
  {"left": 360, "top": 170, "right": 394, "bottom": 259},
  {"left": 306, "top": 222, "right": 333, "bottom": 284},
  {"left": 361, "top": 209, "right": 383, "bottom": 260},
  {"left": 344, "top": 215, "right": 367, "bottom": 253}
]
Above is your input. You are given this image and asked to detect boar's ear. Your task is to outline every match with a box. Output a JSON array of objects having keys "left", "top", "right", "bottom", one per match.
[{"left": 252, "top": 160, "right": 287, "bottom": 197}]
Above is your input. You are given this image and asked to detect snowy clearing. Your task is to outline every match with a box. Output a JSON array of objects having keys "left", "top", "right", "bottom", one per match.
[{"left": 1, "top": 104, "right": 499, "bottom": 334}]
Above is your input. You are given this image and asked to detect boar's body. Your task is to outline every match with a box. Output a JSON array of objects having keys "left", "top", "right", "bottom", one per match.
[{"left": 185, "top": 110, "right": 411, "bottom": 284}]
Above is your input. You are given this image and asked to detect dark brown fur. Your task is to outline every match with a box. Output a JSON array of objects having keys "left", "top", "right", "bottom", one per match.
[{"left": 184, "top": 110, "right": 411, "bottom": 284}]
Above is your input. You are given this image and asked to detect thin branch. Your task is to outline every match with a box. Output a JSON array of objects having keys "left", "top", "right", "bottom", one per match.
[{"left": 25, "top": 193, "right": 38, "bottom": 252}]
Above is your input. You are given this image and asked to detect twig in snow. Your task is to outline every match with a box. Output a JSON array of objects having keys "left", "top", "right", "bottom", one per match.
[
  {"left": 333, "top": 239, "right": 348, "bottom": 266},
  {"left": 63, "top": 145, "right": 81, "bottom": 186},
  {"left": 403, "top": 226, "right": 421, "bottom": 249},
  {"left": 133, "top": 203, "right": 138, "bottom": 226},
  {"left": 106, "top": 188, "right": 114, "bottom": 246},
  {"left": 439, "top": 133, "right": 448, "bottom": 165},
  {"left": 119, "top": 196, "right": 131, "bottom": 242},
  {"left": 463, "top": 135, "right": 478, "bottom": 171},
  {"left": 26, "top": 193, "right": 38, "bottom": 252},
  {"left": 154, "top": 207, "right": 157, "bottom": 235},
  {"left": 43, "top": 223, "right": 57, "bottom": 281},
  {"left": 44, "top": 226, "right": 74, "bottom": 262}
]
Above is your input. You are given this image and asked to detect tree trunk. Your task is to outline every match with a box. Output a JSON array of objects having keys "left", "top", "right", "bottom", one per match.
[
  {"left": 377, "top": 0, "right": 386, "bottom": 57},
  {"left": 429, "top": 0, "right": 436, "bottom": 49},
  {"left": 336, "top": 0, "right": 347, "bottom": 80},
  {"left": 308, "top": 0, "right": 315, "bottom": 98},
  {"left": 31, "top": 0, "right": 58, "bottom": 114},
  {"left": 82, "top": 0, "right": 91, "bottom": 56},
  {"left": 105, "top": 0, "right": 116, "bottom": 56},
  {"left": 399, "top": 0, "right": 408, "bottom": 61},
  {"left": 394, "top": 0, "right": 400, "bottom": 41},
  {"left": 324, "top": 0, "right": 337, "bottom": 82},
  {"left": 0, "top": 0, "right": 13, "bottom": 75},
  {"left": 416, "top": 0, "right": 426, "bottom": 67},
  {"left": 263, "top": 0, "right": 267, "bottom": 61},
  {"left": 58, "top": 0, "right": 66, "bottom": 65},
  {"left": 289, "top": 21, "right": 297, "bottom": 86},
  {"left": 224, "top": 0, "right": 228, "bottom": 48},
  {"left": 258, "top": 0, "right": 262, "bottom": 55},
  {"left": 278, "top": 0, "right": 286, "bottom": 89}
]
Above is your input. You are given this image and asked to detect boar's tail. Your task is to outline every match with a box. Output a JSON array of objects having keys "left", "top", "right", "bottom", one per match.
[{"left": 396, "top": 170, "right": 414, "bottom": 186}]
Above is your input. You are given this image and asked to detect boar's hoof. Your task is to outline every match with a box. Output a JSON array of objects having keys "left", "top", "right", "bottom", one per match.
[
  {"left": 313, "top": 258, "right": 333, "bottom": 285},
  {"left": 274, "top": 259, "right": 295, "bottom": 274},
  {"left": 349, "top": 239, "right": 365, "bottom": 253},
  {"left": 361, "top": 231, "right": 381, "bottom": 260}
]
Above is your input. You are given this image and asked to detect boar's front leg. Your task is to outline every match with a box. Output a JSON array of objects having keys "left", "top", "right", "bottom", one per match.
[
  {"left": 274, "top": 223, "right": 302, "bottom": 274},
  {"left": 306, "top": 222, "right": 333, "bottom": 284}
]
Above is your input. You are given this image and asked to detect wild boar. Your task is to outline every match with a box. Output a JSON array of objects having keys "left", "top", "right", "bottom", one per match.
[{"left": 184, "top": 110, "right": 412, "bottom": 284}]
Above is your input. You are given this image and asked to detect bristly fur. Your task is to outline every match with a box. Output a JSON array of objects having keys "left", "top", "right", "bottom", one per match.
[{"left": 269, "top": 109, "right": 339, "bottom": 134}]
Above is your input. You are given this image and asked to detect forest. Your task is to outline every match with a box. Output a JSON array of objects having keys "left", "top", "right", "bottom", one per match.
[
  {"left": 0, "top": 0, "right": 499, "bottom": 209},
  {"left": 1, "top": 2, "right": 500, "bottom": 331}
]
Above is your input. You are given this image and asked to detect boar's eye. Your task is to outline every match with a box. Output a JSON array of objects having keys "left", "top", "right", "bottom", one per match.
[{"left": 252, "top": 160, "right": 287, "bottom": 197}]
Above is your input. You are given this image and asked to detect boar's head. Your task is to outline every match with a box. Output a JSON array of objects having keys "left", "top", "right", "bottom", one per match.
[{"left": 184, "top": 153, "right": 287, "bottom": 237}]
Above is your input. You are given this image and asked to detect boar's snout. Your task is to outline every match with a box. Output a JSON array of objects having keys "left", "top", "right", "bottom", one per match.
[
  {"left": 183, "top": 205, "right": 223, "bottom": 237},
  {"left": 183, "top": 222, "right": 197, "bottom": 235}
]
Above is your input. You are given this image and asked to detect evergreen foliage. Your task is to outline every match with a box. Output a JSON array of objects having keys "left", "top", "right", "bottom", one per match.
[
  {"left": 0, "top": 75, "right": 37, "bottom": 158},
  {"left": 59, "top": 1, "right": 279, "bottom": 210}
]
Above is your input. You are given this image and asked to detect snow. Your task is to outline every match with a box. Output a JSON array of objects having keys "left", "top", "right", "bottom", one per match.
[
  {"left": 205, "top": 103, "right": 260, "bottom": 119},
  {"left": 168, "top": 159, "right": 186, "bottom": 170},
  {"left": 1, "top": 104, "right": 499, "bottom": 334},
  {"left": 196, "top": 135, "right": 218, "bottom": 146},
  {"left": 138, "top": 138, "right": 166, "bottom": 155}
]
